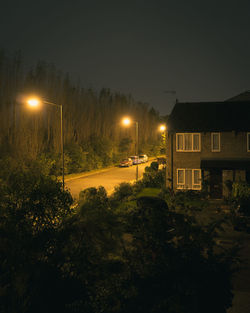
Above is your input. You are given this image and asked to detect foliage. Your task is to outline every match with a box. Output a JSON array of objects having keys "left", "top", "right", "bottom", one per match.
[
  {"left": 79, "top": 186, "right": 109, "bottom": 204},
  {"left": 112, "top": 182, "right": 134, "bottom": 202},
  {"left": 142, "top": 166, "right": 165, "bottom": 188},
  {"left": 228, "top": 182, "right": 250, "bottom": 216},
  {"left": 161, "top": 189, "right": 208, "bottom": 212},
  {"left": 118, "top": 137, "right": 133, "bottom": 154},
  {"left": 136, "top": 187, "right": 161, "bottom": 198},
  {"left": 0, "top": 49, "right": 163, "bottom": 175},
  {"left": 229, "top": 182, "right": 250, "bottom": 231},
  {"left": 117, "top": 196, "right": 233, "bottom": 313},
  {"left": 0, "top": 168, "right": 74, "bottom": 313},
  {"left": 232, "top": 181, "right": 250, "bottom": 201},
  {"left": 0, "top": 161, "right": 234, "bottom": 312},
  {"left": 145, "top": 161, "right": 159, "bottom": 172},
  {"left": 64, "top": 142, "right": 87, "bottom": 173}
]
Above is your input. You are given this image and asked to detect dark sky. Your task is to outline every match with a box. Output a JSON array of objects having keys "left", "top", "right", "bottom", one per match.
[{"left": 1, "top": 0, "right": 250, "bottom": 115}]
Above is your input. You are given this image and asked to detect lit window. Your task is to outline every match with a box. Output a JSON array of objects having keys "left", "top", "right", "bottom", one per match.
[
  {"left": 185, "top": 169, "right": 192, "bottom": 189},
  {"left": 177, "top": 134, "right": 183, "bottom": 150},
  {"left": 177, "top": 169, "right": 201, "bottom": 190},
  {"left": 176, "top": 133, "right": 200, "bottom": 151},
  {"left": 193, "top": 170, "right": 201, "bottom": 189},
  {"left": 193, "top": 134, "right": 200, "bottom": 151},
  {"left": 211, "top": 133, "right": 220, "bottom": 152},
  {"left": 177, "top": 169, "right": 185, "bottom": 188}
]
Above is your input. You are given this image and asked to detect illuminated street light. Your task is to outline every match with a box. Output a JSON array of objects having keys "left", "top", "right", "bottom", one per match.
[
  {"left": 121, "top": 116, "right": 139, "bottom": 180},
  {"left": 122, "top": 117, "right": 131, "bottom": 126},
  {"left": 26, "top": 97, "right": 65, "bottom": 190},
  {"left": 158, "top": 124, "right": 167, "bottom": 146},
  {"left": 27, "top": 98, "right": 41, "bottom": 109},
  {"left": 159, "top": 124, "right": 166, "bottom": 132}
]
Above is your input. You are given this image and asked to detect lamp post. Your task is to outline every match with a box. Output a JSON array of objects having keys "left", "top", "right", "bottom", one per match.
[
  {"left": 159, "top": 124, "right": 166, "bottom": 150},
  {"left": 122, "top": 117, "right": 139, "bottom": 181},
  {"left": 27, "top": 97, "right": 65, "bottom": 190},
  {"left": 158, "top": 124, "right": 167, "bottom": 187}
]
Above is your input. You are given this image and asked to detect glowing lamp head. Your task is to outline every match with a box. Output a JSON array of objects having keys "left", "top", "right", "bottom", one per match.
[
  {"left": 122, "top": 117, "right": 131, "bottom": 126},
  {"left": 27, "top": 98, "right": 40, "bottom": 108},
  {"left": 159, "top": 124, "right": 166, "bottom": 132}
]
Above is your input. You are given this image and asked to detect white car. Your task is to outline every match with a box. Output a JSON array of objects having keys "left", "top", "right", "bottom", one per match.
[
  {"left": 139, "top": 154, "right": 148, "bottom": 163},
  {"left": 129, "top": 156, "right": 142, "bottom": 165}
]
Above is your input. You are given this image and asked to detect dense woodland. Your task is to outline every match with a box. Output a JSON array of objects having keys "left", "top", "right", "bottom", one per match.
[{"left": 0, "top": 50, "right": 163, "bottom": 175}]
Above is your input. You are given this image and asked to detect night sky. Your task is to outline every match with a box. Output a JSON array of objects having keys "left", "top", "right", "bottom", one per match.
[{"left": 1, "top": 0, "right": 250, "bottom": 115}]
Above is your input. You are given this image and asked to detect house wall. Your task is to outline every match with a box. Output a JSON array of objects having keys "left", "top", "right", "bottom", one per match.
[{"left": 166, "top": 131, "right": 250, "bottom": 191}]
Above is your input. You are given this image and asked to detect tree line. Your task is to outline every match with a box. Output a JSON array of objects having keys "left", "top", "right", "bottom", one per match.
[{"left": 0, "top": 49, "right": 163, "bottom": 174}]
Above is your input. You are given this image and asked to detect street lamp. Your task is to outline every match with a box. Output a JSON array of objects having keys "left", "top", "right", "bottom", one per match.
[
  {"left": 159, "top": 124, "right": 166, "bottom": 133},
  {"left": 121, "top": 117, "right": 139, "bottom": 180},
  {"left": 26, "top": 97, "right": 65, "bottom": 190},
  {"left": 159, "top": 124, "right": 167, "bottom": 146},
  {"left": 158, "top": 123, "right": 168, "bottom": 187}
]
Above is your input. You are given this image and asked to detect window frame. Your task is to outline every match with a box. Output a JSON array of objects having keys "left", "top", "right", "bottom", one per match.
[
  {"left": 211, "top": 132, "right": 221, "bottom": 152},
  {"left": 177, "top": 168, "right": 202, "bottom": 190},
  {"left": 247, "top": 133, "right": 250, "bottom": 152},
  {"left": 176, "top": 133, "right": 201, "bottom": 152}
]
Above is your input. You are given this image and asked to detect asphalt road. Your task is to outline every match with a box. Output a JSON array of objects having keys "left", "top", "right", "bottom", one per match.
[{"left": 65, "top": 162, "right": 150, "bottom": 199}]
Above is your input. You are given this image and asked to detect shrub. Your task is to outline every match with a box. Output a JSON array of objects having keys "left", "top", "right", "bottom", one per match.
[
  {"left": 112, "top": 182, "right": 134, "bottom": 202},
  {"left": 79, "top": 186, "right": 108, "bottom": 204},
  {"left": 142, "top": 168, "right": 165, "bottom": 188},
  {"left": 232, "top": 182, "right": 250, "bottom": 216}
]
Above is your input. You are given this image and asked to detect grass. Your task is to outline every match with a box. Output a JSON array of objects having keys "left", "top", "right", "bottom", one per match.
[{"left": 136, "top": 188, "right": 161, "bottom": 198}]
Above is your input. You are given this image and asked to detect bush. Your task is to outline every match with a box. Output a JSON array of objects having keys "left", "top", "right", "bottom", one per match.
[
  {"left": 0, "top": 168, "right": 74, "bottom": 312},
  {"left": 232, "top": 181, "right": 250, "bottom": 200},
  {"left": 120, "top": 195, "right": 233, "bottom": 313},
  {"left": 112, "top": 182, "right": 134, "bottom": 202},
  {"left": 231, "top": 182, "right": 250, "bottom": 218},
  {"left": 79, "top": 186, "right": 108, "bottom": 204},
  {"left": 142, "top": 168, "right": 165, "bottom": 188},
  {"left": 145, "top": 161, "right": 159, "bottom": 172}
]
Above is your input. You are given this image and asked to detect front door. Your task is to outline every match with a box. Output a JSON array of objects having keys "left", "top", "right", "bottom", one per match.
[{"left": 210, "top": 169, "right": 222, "bottom": 199}]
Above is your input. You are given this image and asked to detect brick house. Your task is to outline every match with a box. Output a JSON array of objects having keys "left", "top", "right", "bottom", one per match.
[{"left": 166, "top": 93, "right": 250, "bottom": 198}]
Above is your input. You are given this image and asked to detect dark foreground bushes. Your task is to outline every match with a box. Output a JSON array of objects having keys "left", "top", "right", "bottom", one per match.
[{"left": 0, "top": 168, "right": 234, "bottom": 313}]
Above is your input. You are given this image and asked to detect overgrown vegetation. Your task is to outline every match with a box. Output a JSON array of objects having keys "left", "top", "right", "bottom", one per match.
[
  {"left": 228, "top": 181, "right": 250, "bottom": 232},
  {"left": 0, "top": 162, "right": 239, "bottom": 313},
  {"left": 0, "top": 49, "right": 164, "bottom": 176}
]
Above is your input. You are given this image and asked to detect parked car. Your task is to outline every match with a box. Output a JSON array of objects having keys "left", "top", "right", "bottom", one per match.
[
  {"left": 139, "top": 154, "right": 148, "bottom": 163},
  {"left": 119, "top": 158, "right": 133, "bottom": 167},
  {"left": 129, "top": 156, "right": 142, "bottom": 165}
]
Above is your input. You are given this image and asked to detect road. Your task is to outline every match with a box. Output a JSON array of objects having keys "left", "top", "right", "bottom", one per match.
[{"left": 65, "top": 162, "right": 150, "bottom": 199}]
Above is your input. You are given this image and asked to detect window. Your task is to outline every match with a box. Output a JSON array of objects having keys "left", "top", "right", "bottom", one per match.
[
  {"left": 177, "top": 134, "right": 183, "bottom": 150},
  {"left": 176, "top": 133, "right": 200, "bottom": 151},
  {"left": 248, "top": 133, "right": 250, "bottom": 152},
  {"left": 177, "top": 169, "right": 202, "bottom": 190},
  {"left": 211, "top": 133, "right": 220, "bottom": 152}
]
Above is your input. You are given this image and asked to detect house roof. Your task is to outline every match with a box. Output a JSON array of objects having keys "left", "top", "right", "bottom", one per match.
[
  {"left": 168, "top": 101, "right": 250, "bottom": 132},
  {"left": 226, "top": 91, "right": 250, "bottom": 102}
]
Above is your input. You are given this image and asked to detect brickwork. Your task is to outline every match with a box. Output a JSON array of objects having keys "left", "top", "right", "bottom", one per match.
[{"left": 166, "top": 131, "right": 250, "bottom": 191}]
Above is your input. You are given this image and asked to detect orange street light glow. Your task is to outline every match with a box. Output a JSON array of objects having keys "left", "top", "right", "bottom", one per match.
[
  {"left": 159, "top": 124, "right": 166, "bottom": 132},
  {"left": 27, "top": 98, "right": 40, "bottom": 108},
  {"left": 122, "top": 117, "right": 131, "bottom": 126}
]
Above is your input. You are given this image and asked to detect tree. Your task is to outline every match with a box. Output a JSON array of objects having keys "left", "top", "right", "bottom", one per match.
[
  {"left": 117, "top": 196, "right": 233, "bottom": 313},
  {"left": 0, "top": 167, "right": 75, "bottom": 313}
]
